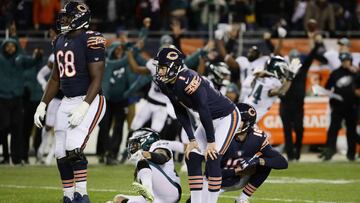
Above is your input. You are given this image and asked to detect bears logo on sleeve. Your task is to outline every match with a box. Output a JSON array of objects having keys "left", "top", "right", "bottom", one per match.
[
  {"left": 184, "top": 75, "right": 201, "bottom": 95},
  {"left": 86, "top": 31, "right": 106, "bottom": 50}
]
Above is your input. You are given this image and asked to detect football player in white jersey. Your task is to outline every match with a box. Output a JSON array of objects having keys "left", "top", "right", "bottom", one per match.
[
  {"left": 241, "top": 56, "right": 301, "bottom": 123},
  {"left": 127, "top": 47, "right": 171, "bottom": 133},
  {"left": 107, "top": 128, "right": 181, "bottom": 203},
  {"left": 36, "top": 54, "right": 61, "bottom": 165}
]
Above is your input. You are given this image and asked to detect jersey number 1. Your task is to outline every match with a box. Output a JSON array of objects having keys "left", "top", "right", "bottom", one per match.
[{"left": 57, "top": 50, "right": 76, "bottom": 78}]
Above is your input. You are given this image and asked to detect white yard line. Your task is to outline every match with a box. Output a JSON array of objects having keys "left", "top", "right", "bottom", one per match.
[
  {"left": 267, "top": 176, "right": 359, "bottom": 184},
  {"left": 0, "top": 184, "right": 355, "bottom": 203}
]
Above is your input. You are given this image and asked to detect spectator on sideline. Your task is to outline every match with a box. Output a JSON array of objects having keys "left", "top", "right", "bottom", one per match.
[
  {"left": 32, "top": 0, "right": 61, "bottom": 30},
  {"left": 0, "top": 39, "right": 42, "bottom": 165},
  {"left": 320, "top": 52, "right": 360, "bottom": 161}
]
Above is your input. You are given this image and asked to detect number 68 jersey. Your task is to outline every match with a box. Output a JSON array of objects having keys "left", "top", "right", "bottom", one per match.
[
  {"left": 53, "top": 30, "right": 106, "bottom": 97},
  {"left": 240, "top": 75, "right": 282, "bottom": 123}
]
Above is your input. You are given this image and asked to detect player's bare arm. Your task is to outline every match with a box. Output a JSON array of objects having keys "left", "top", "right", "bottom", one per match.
[
  {"left": 84, "top": 61, "right": 104, "bottom": 104},
  {"left": 215, "top": 39, "right": 240, "bottom": 70},
  {"left": 268, "top": 80, "right": 292, "bottom": 97}
]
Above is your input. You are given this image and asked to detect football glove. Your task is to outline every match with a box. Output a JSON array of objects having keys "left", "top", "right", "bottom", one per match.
[
  {"left": 286, "top": 58, "right": 302, "bottom": 80},
  {"left": 34, "top": 102, "right": 47, "bottom": 128},
  {"left": 68, "top": 101, "right": 90, "bottom": 127},
  {"left": 239, "top": 157, "right": 259, "bottom": 170},
  {"left": 277, "top": 26, "right": 287, "bottom": 38},
  {"left": 128, "top": 150, "right": 144, "bottom": 165}
]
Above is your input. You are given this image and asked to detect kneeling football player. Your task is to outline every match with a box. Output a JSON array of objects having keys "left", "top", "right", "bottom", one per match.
[{"left": 108, "top": 128, "right": 181, "bottom": 203}]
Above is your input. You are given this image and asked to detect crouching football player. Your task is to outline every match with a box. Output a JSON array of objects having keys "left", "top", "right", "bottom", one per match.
[
  {"left": 187, "top": 103, "right": 288, "bottom": 203},
  {"left": 108, "top": 128, "right": 181, "bottom": 203},
  {"left": 207, "top": 103, "right": 288, "bottom": 203}
]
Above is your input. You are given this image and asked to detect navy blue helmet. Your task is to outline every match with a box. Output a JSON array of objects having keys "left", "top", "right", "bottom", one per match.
[
  {"left": 127, "top": 128, "right": 160, "bottom": 155},
  {"left": 57, "top": 1, "right": 91, "bottom": 33},
  {"left": 236, "top": 103, "right": 257, "bottom": 134},
  {"left": 155, "top": 47, "right": 185, "bottom": 83}
]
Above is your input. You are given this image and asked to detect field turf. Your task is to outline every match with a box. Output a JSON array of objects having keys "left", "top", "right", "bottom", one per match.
[{"left": 0, "top": 161, "right": 359, "bottom": 203}]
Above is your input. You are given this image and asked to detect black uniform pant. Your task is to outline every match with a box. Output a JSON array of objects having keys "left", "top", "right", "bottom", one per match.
[
  {"left": 22, "top": 100, "right": 42, "bottom": 161},
  {"left": 280, "top": 101, "right": 304, "bottom": 160},
  {"left": 326, "top": 105, "right": 357, "bottom": 159},
  {"left": 97, "top": 100, "right": 127, "bottom": 158},
  {"left": 0, "top": 98, "right": 24, "bottom": 164}
]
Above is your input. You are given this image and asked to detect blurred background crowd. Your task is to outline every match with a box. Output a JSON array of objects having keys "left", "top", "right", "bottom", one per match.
[
  {"left": 0, "top": 0, "right": 359, "bottom": 166},
  {"left": 1, "top": 0, "right": 360, "bottom": 35}
]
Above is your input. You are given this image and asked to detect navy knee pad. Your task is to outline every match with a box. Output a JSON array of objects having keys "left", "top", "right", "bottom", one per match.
[{"left": 66, "top": 148, "right": 88, "bottom": 165}]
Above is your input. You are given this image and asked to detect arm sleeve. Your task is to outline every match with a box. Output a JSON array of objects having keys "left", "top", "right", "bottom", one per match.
[
  {"left": 260, "top": 145, "right": 288, "bottom": 169},
  {"left": 172, "top": 99, "right": 195, "bottom": 140},
  {"left": 301, "top": 43, "right": 320, "bottom": 73},
  {"left": 189, "top": 84, "right": 215, "bottom": 142},
  {"left": 86, "top": 32, "right": 106, "bottom": 63},
  {"left": 184, "top": 49, "right": 206, "bottom": 70},
  {"left": 148, "top": 152, "right": 169, "bottom": 165},
  {"left": 325, "top": 73, "right": 334, "bottom": 90},
  {"left": 37, "top": 66, "right": 51, "bottom": 87}
]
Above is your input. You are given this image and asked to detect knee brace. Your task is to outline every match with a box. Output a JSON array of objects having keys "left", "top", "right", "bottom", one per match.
[{"left": 66, "top": 148, "right": 88, "bottom": 165}]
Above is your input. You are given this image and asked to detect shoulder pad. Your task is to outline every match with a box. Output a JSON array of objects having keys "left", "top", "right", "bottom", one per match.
[
  {"left": 86, "top": 31, "right": 106, "bottom": 50},
  {"left": 179, "top": 69, "right": 202, "bottom": 95},
  {"left": 251, "top": 128, "right": 270, "bottom": 150}
]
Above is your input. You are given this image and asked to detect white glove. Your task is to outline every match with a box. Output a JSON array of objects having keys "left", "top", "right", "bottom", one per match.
[
  {"left": 128, "top": 150, "right": 144, "bottom": 165},
  {"left": 34, "top": 102, "right": 47, "bottom": 128},
  {"left": 41, "top": 83, "right": 47, "bottom": 91},
  {"left": 215, "top": 29, "right": 225, "bottom": 40},
  {"left": 289, "top": 58, "right": 302, "bottom": 75},
  {"left": 277, "top": 26, "right": 287, "bottom": 38},
  {"left": 68, "top": 101, "right": 90, "bottom": 127}
]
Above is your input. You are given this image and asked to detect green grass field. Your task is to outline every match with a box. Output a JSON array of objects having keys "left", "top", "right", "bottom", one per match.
[{"left": 0, "top": 161, "right": 360, "bottom": 203}]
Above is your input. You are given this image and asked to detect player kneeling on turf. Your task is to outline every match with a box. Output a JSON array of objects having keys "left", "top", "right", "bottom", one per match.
[
  {"left": 108, "top": 128, "right": 181, "bottom": 203},
  {"left": 219, "top": 103, "right": 288, "bottom": 203}
]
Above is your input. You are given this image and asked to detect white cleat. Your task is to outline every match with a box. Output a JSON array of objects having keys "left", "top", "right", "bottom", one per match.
[
  {"left": 235, "top": 198, "right": 250, "bottom": 203},
  {"left": 131, "top": 182, "right": 154, "bottom": 203}
]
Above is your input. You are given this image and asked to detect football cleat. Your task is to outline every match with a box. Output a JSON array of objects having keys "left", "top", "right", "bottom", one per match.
[
  {"left": 72, "top": 192, "right": 90, "bottom": 203},
  {"left": 62, "top": 196, "right": 72, "bottom": 203},
  {"left": 235, "top": 198, "right": 250, "bottom": 203},
  {"left": 131, "top": 182, "right": 154, "bottom": 202}
]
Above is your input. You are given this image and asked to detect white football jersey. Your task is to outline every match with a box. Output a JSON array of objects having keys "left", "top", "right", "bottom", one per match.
[
  {"left": 146, "top": 59, "right": 170, "bottom": 104},
  {"left": 149, "top": 140, "right": 180, "bottom": 185},
  {"left": 236, "top": 56, "right": 269, "bottom": 83},
  {"left": 241, "top": 75, "right": 282, "bottom": 122}
]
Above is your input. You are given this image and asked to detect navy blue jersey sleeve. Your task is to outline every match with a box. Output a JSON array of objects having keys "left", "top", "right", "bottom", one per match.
[
  {"left": 183, "top": 74, "right": 215, "bottom": 142},
  {"left": 171, "top": 98, "right": 195, "bottom": 140},
  {"left": 260, "top": 145, "right": 288, "bottom": 169},
  {"left": 86, "top": 31, "right": 106, "bottom": 63}
]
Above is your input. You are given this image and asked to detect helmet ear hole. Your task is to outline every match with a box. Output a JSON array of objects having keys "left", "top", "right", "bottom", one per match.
[
  {"left": 57, "top": 2, "right": 91, "bottom": 33},
  {"left": 236, "top": 103, "right": 257, "bottom": 133},
  {"left": 155, "top": 47, "right": 184, "bottom": 83}
]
